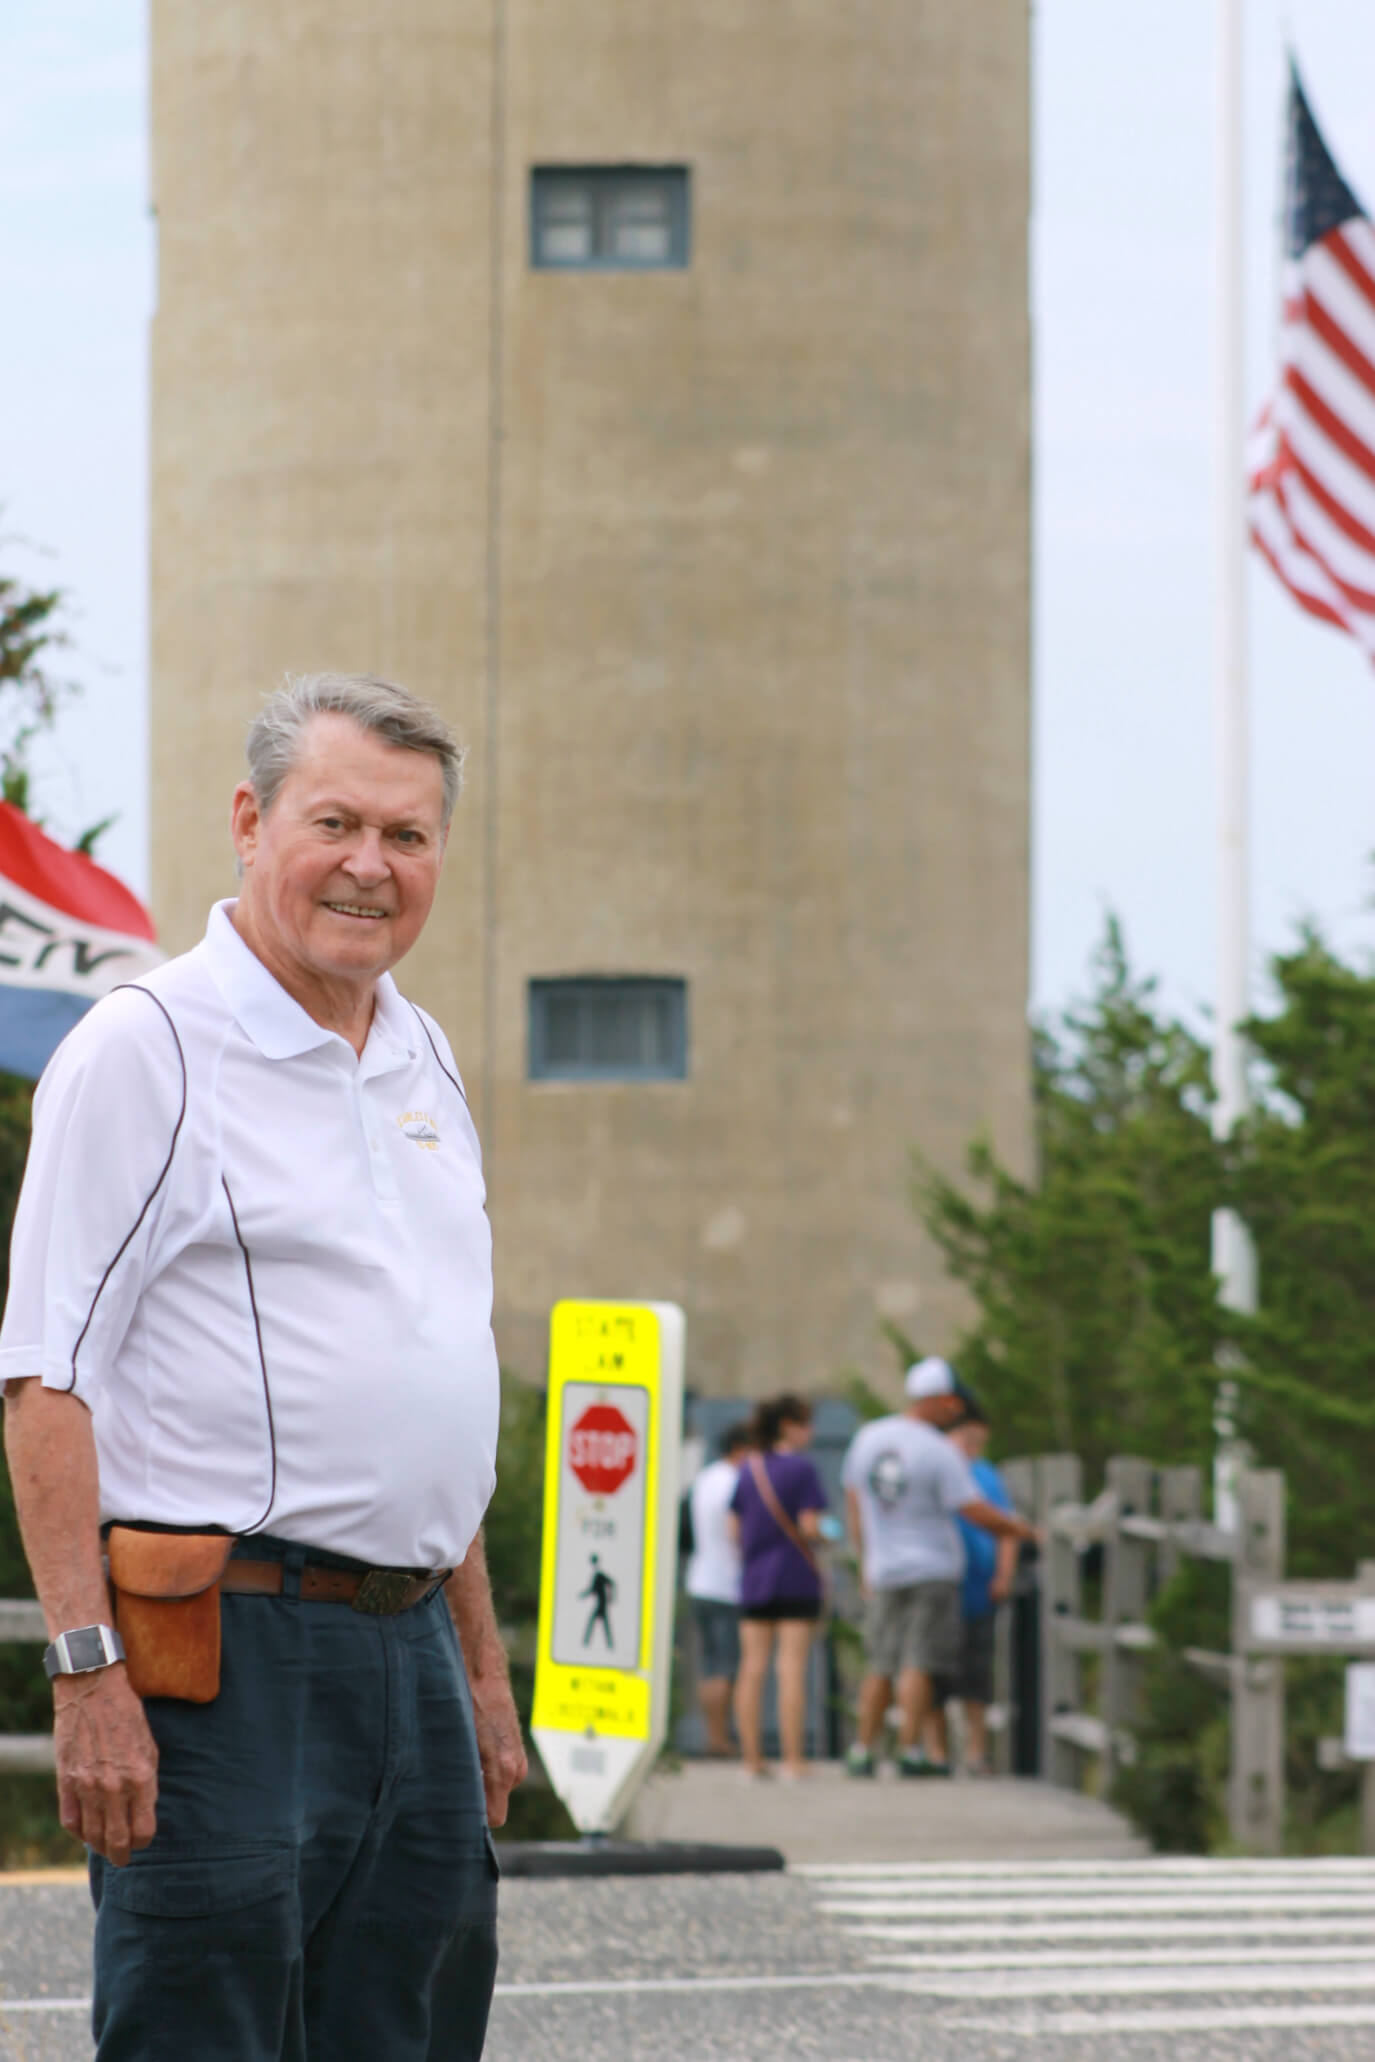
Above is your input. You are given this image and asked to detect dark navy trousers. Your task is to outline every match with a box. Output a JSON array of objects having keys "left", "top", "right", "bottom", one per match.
[{"left": 89, "top": 1548, "right": 499, "bottom": 2061}]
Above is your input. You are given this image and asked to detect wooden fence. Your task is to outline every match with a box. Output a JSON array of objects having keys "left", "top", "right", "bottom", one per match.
[
  {"left": 0, "top": 1598, "right": 55, "bottom": 1772},
  {"left": 1004, "top": 1452, "right": 1375, "bottom": 1853}
]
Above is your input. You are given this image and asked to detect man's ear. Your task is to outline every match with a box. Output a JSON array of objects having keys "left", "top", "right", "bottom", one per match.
[{"left": 230, "top": 782, "right": 262, "bottom": 870}]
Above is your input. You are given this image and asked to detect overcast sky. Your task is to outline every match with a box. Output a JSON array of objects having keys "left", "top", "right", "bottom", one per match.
[{"left": 4, "top": 1, "right": 1375, "bottom": 1026}]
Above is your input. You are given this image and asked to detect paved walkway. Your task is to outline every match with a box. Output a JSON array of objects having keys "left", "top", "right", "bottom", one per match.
[
  {"left": 625, "top": 1762, "right": 1148, "bottom": 1865},
  {"left": 6, "top": 1855, "right": 1375, "bottom": 2061}
]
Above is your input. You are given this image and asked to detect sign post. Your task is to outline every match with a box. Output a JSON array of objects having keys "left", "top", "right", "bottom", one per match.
[{"left": 532, "top": 1300, "right": 684, "bottom": 1835}]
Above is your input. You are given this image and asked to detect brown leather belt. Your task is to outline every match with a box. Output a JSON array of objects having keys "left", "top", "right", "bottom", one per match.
[{"left": 222, "top": 1560, "right": 451, "bottom": 1616}]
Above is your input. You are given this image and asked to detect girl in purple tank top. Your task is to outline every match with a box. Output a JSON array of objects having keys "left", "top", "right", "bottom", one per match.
[{"left": 728, "top": 1393, "right": 828, "bottom": 1779}]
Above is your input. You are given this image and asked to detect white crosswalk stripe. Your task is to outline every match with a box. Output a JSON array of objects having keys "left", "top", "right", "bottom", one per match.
[{"left": 798, "top": 1856, "right": 1375, "bottom": 2039}]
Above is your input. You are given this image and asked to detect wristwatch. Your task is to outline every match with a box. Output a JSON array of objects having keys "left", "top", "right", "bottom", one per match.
[{"left": 43, "top": 1625, "right": 126, "bottom": 1680}]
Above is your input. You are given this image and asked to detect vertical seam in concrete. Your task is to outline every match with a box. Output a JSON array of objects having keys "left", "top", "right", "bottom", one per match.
[{"left": 482, "top": 0, "right": 507, "bottom": 1158}]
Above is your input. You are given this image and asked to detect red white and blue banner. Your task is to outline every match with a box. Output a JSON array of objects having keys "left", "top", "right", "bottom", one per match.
[
  {"left": 1249, "top": 65, "right": 1375, "bottom": 663},
  {"left": 0, "top": 803, "right": 162, "bottom": 1079}
]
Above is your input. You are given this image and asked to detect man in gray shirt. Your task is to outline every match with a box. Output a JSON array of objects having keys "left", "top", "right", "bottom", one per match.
[{"left": 841, "top": 1359, "right": 1036, "bottom": 1776}]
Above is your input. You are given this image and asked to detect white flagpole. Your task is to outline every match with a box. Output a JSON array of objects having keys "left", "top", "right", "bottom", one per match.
[{"left": 1211, "top": 0, "right": 1257, "bottom": 1529}]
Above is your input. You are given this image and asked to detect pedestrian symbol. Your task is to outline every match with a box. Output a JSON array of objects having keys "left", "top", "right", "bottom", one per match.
[{"left": 580, "top": 1555, "right": 618, "bottom": 1649}]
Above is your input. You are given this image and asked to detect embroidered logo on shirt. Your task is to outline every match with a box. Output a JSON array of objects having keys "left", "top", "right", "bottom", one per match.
[{"left": 398, "top": 1110, "right": 441, "bottom": 1151}]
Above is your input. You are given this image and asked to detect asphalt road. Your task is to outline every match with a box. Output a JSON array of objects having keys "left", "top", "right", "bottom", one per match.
[{"left": 3, "top": 1857, "right": 1375, "bottom": 2060}]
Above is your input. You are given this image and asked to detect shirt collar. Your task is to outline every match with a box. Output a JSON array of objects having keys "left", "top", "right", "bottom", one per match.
[{"left": 203, "top": 901, "right": 416, "bottom": 1072}]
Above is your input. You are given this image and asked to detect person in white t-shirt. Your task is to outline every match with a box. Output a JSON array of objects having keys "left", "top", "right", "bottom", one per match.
[
  {"left": 841, "top": 1358, "right": 1037, "bottom": 1778},
  {"left": 684, "top": 1422, "right": 751, "bottom": 1756}
]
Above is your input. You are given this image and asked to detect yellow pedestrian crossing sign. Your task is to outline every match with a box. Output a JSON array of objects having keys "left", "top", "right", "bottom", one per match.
[{"left": 532, "top": 1300, "right": 684, "bottom": 1833}]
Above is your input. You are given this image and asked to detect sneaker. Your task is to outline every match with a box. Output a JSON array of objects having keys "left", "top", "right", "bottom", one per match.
[
  {"left": 898, "top": 1750, "right": 951, "bottom": 1779},
  {"left": 845, "top": 1744, "right": 876, "bottom": 1778}
]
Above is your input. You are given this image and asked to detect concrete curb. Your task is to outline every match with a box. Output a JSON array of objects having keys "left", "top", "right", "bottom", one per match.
[{"left": 497, "top": 1840, "right": 786, "bottom": 1879}]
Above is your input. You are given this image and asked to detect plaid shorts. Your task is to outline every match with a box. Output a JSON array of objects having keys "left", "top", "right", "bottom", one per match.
[{"left": 863, "top": 1579, "right": 962, "bottom": 1679}]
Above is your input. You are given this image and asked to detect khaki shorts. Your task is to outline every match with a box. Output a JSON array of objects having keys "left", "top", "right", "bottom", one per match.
[{"left": 864, "top": 1579, "right": 962, "bottom": 1680}]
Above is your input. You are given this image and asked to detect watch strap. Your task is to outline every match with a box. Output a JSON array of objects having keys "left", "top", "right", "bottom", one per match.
[{"left": 43, "top": 1624, "right": 126, "bottom": 1679}]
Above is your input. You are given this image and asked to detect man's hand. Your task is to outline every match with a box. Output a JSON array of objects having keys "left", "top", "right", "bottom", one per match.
[
  {"left": 4, "top": 1383, "right": 156, "bottom": 1866},
  {"left": 469, "top": 1672, "right": 528, "bottom": 1830},
  {"left": 53, "top": 1666, "right": 158, "bottom": 1867},
  {"left": 445, "top": 1530, "right": 528, "bottom": 1830}
]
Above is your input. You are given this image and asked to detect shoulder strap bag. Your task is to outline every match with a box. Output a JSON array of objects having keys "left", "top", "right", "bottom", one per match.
[{"left": 748, "top": 1452, "right": 821, "bottom": 1576}]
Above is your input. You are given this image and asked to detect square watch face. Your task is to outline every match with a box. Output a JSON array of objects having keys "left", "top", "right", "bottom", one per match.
[{"left": 64, "top": 1626, "right": 109, "bottom": 1671}]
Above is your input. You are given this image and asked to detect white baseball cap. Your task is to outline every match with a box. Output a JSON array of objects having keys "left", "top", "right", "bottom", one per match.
[{"left": 904, "top": 1356, "right": 957, "bottom": 1400}]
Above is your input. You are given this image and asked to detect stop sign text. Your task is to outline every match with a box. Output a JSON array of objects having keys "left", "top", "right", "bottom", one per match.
[{"left": 569, "top": 1403, "right": 638, "bottom": 1495}]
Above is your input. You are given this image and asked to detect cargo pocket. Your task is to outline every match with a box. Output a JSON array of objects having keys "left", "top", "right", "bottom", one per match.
[
  {"left": 93, "top": 1846, "right": 301, "bottom": 2060},
  {"left": 102, "top": 1842, "right": 297, "bottom": 1920}
]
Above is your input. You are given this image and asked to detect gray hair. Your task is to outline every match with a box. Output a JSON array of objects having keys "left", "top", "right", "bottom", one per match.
[{"left": 245, "top": 672, "right": 464, "bottom": 827}]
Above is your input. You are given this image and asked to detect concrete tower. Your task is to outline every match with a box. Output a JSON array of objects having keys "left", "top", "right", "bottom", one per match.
[{"left": 150, "top": 2, "right": 1031, "bottom": 1396}]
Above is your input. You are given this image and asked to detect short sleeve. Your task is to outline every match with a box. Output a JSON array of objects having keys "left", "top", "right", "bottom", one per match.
[
  {"left": 938, "top": 1442, "right": 980, "bottom": 1512},
  {"left": 796, "top": 1457, "right": 828, "bottom": 1512},
  {"left": 0, "top": 988, "right": 186, "bottom": 1407},
  {"left": 690, "top": 1466, "right": 716, "bottom": 1534},
  {"left": 982, "top": 1461, "right": 1015, "bottom": 1513}
]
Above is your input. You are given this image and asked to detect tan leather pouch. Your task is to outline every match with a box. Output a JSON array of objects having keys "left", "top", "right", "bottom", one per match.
[{"left": 106, "top": 1528, "right": 236, "bottom": 1703}]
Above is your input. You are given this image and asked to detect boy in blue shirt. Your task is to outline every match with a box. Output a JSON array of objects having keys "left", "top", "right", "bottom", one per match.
[{"left": 948, "top": 1398, "right": 1019, "bottom": 1775}]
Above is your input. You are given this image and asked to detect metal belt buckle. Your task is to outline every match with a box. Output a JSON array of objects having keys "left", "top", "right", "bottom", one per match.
[{"left": 352, "top": 1569, "right": 415, "bottom": 1616}]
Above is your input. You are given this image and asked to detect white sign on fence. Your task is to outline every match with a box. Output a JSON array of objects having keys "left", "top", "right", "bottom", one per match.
[
  {"left": 1345, "top": 1664, "right": 1375, "bottom": 1762},
  {"left": 1250, "top": 1592, "right": 1375, "bottom": 1649}
]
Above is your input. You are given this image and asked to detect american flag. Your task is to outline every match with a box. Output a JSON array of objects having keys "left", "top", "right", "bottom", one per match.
[
  {"left": 1249, "top": 66, "right": 1375, "bottom": 663},
  {"left": 0, "top": 802, "right": 160, "bottom": 1078}
]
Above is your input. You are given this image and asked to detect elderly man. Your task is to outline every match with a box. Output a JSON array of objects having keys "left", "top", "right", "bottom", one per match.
[{"left": 1, "top": 674, "right": 524, "bottom": 2061}]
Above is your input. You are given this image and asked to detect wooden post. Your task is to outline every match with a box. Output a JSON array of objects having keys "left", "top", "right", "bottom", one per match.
[
  {"left": 1038, "top": 1452, "right": 1084, "bottom": 1789},
  {"left": 1229, "top": 1468, "right": 1286, "bottom": 1854},
  {"left": 1157, "top": 1465, "right": 1203, "bottom": 1585},
  {"left": 996, "top": 1457, "right": 1038, "bottom": 1777},
  {"left": 1102, "top": 1457, "right": 1155, "bottom": 1787}
]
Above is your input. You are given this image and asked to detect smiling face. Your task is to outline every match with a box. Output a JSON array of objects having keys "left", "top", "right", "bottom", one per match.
[{"left": 230, "top": 712, "right": 447, "bottom": 1012}]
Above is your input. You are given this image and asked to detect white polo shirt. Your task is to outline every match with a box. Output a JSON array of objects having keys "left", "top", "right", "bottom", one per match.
[{"left": 0, "top": 902, "right": 500, "bottom": 1570}]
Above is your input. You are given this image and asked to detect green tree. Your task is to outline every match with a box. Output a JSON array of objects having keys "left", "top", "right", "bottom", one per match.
[
  {"left": 919, "top": 916, "right": 1375, "bottom": 1567},
  {"left": 1235, "top": 932, "right": 1375, "bottom": 1574},
  {"left": 0, "top": 566, "right": 78, "bottom": 1613},
  {"left": 917, "top": 921, "right": 1223, "bottom": 1485},
  {"left": 0, "top": 567, "right": 89, "bottom": 1859},
  {"left": 916, "top": 916, "right": 1375, "bottom": 1851},
  {"left": 0, "top": 570, "right": 71, "bottom": 815}
]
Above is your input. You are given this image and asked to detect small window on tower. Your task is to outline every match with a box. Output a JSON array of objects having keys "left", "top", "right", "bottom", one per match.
[
  {"left": 528, "top": 978, "right": 688, "bottom": 1081},
  {"left": 531, "top": 168, "right": 690, "bottom": 271}
]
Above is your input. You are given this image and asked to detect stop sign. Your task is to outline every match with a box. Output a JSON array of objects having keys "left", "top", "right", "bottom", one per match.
[{"left": 568, "top": 1403, "right": 638, "bottom": 1496}]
